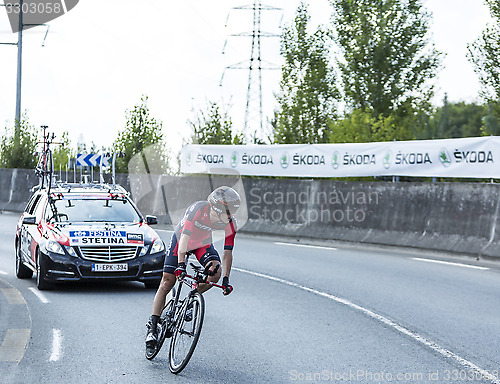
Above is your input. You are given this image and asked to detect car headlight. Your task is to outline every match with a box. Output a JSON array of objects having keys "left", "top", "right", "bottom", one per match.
[
  {"left": 47, "top": 240, "right": 64, "bottom": 255},
  {"left": 139, "top": 245, "right": 149, "bottom": 256},
  {"left": 64, "top": 245, "right": 77, "bottom": 257},
  {"left": 150, "top": 238, "right": 165, "bottom": 254}
]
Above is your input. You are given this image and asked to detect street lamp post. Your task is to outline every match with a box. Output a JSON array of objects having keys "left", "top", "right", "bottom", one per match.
[
  {"left": 15, "top": 0, "right": 23, "bottom": 135},
  {"left": 0, "top": 1, "right": 24, "bottom": 142}
]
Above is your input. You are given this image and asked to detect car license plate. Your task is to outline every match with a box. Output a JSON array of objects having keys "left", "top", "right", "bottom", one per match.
[{"left": 91, "top": 264, "right": 128, "bottom": 272}]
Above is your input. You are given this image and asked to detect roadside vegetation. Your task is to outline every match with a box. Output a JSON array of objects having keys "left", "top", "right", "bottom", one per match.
[{"left": 1, "top": 0, "right": 499, "bottom": 173}]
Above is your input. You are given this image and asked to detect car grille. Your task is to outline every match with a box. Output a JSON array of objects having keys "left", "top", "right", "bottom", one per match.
[{"left": 78, "top": 246, "right": 138, "bottom": 262}]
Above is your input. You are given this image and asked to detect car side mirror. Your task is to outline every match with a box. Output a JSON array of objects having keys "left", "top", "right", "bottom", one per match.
[
  {"left": 146, "top": 215, "right": 158, "bottom": 225},
  {"left": 22, "top": 216, "right": 36, "bottom": 225}
]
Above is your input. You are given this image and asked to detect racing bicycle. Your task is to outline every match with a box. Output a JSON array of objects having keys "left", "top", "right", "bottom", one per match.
[
  {"left": 35, "top": 125, "right": 58, "bottom": 191},
  {"left": 145, "top": 259, "right": 225, "bottom": 374}
]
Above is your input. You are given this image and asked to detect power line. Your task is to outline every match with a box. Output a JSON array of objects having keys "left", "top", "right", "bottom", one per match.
[{"left": 221, "top": 1, "right": 281, "bottom": 142}]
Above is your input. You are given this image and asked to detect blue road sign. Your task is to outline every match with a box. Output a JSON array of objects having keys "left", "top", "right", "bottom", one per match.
[{"left": 76, "top": 153, "right": 109, "bottom": 167}]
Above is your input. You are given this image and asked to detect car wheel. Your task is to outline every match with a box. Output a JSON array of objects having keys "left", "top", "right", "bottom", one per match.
[
  {"left": 36, "top": 250, "right": 52, "bottom": 290},
  {"left": 16, "top": 242, "right": 33, "bottom": 279}
]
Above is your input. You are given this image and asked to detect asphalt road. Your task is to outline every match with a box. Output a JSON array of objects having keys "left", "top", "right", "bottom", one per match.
[{"left": 0, "top": 212, "right": 499, "bottom": 384}]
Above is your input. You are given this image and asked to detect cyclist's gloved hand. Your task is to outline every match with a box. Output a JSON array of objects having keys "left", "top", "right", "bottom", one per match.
[
  {"left": 222, "top": 276, "right": 233, "bottom": 296},
  {"left": 174, "top": 262, "right": 187, "bottom": 279}
]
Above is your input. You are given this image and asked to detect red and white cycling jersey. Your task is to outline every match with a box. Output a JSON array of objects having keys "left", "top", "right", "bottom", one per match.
[{"left": 174, "top": 201, "right": 236, "bottom": 252}]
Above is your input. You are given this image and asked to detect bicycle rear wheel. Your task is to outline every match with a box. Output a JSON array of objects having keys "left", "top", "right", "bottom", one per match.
[
  {"left": 168, "top": 291, "right": 205, "bottom": 374},
  {"left": 145, "top": 298, "right": 174, "bottom": 360},
  {"left": 36, "top": 150, "right": 53, "bottom": 190}
]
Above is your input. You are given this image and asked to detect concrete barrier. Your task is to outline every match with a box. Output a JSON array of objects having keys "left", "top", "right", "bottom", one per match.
[
  {"left": 0, "top": 169, "right": 37, "bottom": 212},
  {"left": 128, "top": 173, "right": 242, "bottom": 226},
  {"left": 240, "top": 178, "right": 500, "bottom": 259},
  {"left": 125, "top": 174, "right": 500, "bottom": 259},
  {"left": 1, "top": 168, "right": 498, "bottom": 259}
]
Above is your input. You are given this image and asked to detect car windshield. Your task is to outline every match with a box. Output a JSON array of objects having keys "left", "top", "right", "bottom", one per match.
[{"left": 48, "top": 198, "right": 141, "bottom": 223}]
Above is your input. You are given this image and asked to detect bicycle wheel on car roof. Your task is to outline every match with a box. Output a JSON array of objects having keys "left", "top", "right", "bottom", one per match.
[
  {"left": 36, "top": 149, "right": 53, "bottom": 190},
  {"left": 168, "top": 291, "right": 205, "bottom": 374}
]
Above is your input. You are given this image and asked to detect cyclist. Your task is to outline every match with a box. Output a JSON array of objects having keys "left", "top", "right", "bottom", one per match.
[{"left": 146, "top": 186, "right": 240, "bottom": 354}]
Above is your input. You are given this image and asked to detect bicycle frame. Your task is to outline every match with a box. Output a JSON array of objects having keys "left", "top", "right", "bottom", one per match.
[
  {"left": 164, "top": 259, "right": 225, "bottom": 333},
  {"left": 168, "top": 271, "right": 224, "bottom": 322}
]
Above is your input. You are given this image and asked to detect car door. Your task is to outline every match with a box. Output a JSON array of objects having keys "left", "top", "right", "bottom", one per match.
[
  {"left": 19, "top": 193, "right": 38, "bottom": 261},
  {"left": 21, "top": 193, "right": 45, "bottom": 266}
]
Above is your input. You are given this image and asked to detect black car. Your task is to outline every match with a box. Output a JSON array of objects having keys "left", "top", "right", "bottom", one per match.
[{"left": 15, "top": 182, "right": 165, "bottom": 290}]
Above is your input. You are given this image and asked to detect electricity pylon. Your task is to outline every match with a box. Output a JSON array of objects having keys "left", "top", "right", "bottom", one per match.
[{"left": 221, "top": 1, "right": 281, "bottom": 142}]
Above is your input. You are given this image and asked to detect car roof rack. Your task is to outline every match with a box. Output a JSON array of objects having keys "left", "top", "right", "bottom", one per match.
[{"left": 48, "top": 181, "right": 130, "bottom": 195}]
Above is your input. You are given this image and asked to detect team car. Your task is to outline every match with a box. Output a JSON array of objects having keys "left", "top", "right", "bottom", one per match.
[{"left": 15, "top": 182, "right": 166, "bottom": 290}]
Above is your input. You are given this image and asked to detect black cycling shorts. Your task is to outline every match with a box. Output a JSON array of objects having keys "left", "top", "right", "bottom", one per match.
[{"left": 163, "top": 233, "right": 221, "bottom": 275}]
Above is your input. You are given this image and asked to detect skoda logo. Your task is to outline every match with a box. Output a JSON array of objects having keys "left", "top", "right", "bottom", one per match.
[
  {"left": 231, "top": 152, "right": 238, "bottom": 168},
  {"left": 281, "top": 152, "right": 289, "bottom": 169},
  {"left": 186, "top": 153, "right": 192, "bottom": 167},
  {"left": 383, "top": 150, "right": 392, "bottom": 169},
  {"left": 332, "top": 151, "right": 340, "bottom": 169},
  {"left": 440, "top": 148, "right": 451, "bottom": 167}
]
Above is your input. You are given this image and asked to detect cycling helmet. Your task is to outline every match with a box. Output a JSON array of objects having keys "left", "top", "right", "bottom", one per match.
[{"left": 208, "top": 186, "right": 241, "bottom": 217}]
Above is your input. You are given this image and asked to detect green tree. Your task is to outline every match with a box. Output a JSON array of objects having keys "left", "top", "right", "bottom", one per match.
[
  {"left": 273, "top": 2, "right": 338, "bottom": 144},
  {"left": 412, "top": 99, "right": 489, "bottom": 140},
  {"left": 52, "top": 131, "right": 73, "bottom": 172},
  {"left": 412, "top": 99, "right": 489, "bottom": 139},
  {"left": 468, "top": 0, "right": 500, "bottom": 101},
  {"left": 331, "top": 0, "right": 441, "bottom": 121},
  {"left": 189, "top": 101, "right": 244, "bottom": 145},
  {"left": 482, "top": 102, "right": 500, "bottom": 135},
  {"left": 0, "top": 113, "right": 37, "bottom": 169},
  {"left": 468, "top": 0, "right": 500, "bottom": 131},
  {"left": 114, "top": 95, "right": 167, "bottom": 174},
  {"left": 437, "top": 101, "right": 486, "bottom": 138},
  {"left": 411, "top": 111, "right": 437, "bottom": 140},
  {"left": 330, "top": 109, "right": 411, "bottom": 143},
  {"left": 436, "top": 94, "right": 449, "bottom": 138}
]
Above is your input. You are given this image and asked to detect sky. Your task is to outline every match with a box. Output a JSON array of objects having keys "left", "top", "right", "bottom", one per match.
[{"left": 0, "top": 0, "right": 494, "bottom": 155}]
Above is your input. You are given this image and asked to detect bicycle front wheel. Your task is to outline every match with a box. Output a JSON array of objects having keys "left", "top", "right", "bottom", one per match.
[
  {"left": 168, "top": 291, "right": 205, "bottom": 374},
  {"left": 46, "top": 149, "right": 53, "bottom": 191}
]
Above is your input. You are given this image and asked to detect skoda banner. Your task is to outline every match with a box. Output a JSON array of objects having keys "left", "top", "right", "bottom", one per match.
[{"left": 180, "top": 136, "right": 500, "bottom": 178}]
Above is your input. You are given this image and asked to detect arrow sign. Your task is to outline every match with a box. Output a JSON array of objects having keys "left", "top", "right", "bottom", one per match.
[{"left": 77, "top": 153, "right": 109, "bottom": 167}]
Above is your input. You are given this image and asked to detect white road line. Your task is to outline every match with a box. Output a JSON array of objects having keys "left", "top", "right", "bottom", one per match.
[
  {"left": 412, "top": 258, "right": 490, "bottom": 270},
  {"left": 274, "top": 242, "right": 337, "bottom": 251},
  {"left": 0, "top": 270, "right": 8, "bottom": 275},
  {"left": 1, "top": 288, "right": 26, "bottom": 305},
  {"left": 49, "top": 329, "right": 62, "bottom": 362},
  {"left": 28, "top": 287, "right": 50, "bottom": 304},
  {"left": 0, "top": 329, "right": 31, "bottom": 363},
  {"left": 233, "top": 267, "right": 500, "bottom": 384}
]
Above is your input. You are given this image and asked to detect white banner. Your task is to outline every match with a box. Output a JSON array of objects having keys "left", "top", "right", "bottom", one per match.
[{"left": 180, "top": 137, "right": 500, "bottom": 178}]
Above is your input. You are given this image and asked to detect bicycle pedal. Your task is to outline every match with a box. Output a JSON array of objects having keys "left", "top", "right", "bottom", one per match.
[
  {"left": 185, "top": 307, "right": 193, "bottom": 322},
  {"left": 165, "top": 328, "right": 173, "bottom": 338},
  {"left": 145, "top": 332, "right": 157, "bottom": 344}
]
